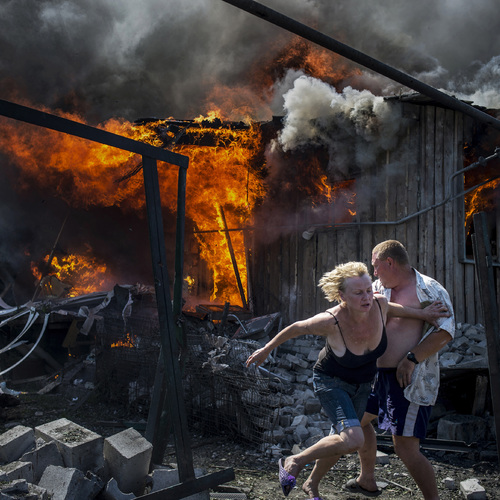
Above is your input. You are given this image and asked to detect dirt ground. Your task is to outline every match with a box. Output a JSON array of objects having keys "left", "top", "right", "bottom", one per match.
[{"left": 1, "top": 391, "right": 499, "bottom": 500}]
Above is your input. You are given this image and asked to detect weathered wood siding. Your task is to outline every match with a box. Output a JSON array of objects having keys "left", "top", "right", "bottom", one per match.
[{"left": 250, "top": 101, "right": 493, "bottom": 326}]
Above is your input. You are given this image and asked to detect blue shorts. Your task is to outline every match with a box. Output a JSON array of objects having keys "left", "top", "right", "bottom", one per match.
[
  {"left": 313, "top": 371, "right": 372, "bottom": 435},
  {"left": 366, "top": 368, "right": 431, "bottom": 439}
]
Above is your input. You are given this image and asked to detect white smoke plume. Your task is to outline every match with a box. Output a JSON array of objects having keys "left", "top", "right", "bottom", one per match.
[{"left": 275, "top": 74, "right": 404, "bottom": 174}]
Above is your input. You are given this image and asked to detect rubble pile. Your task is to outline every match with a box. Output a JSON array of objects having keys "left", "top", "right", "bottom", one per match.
[
  {"left": 440, "top": 323, "right": 489, "bottom": 369},
  {"left": 0, "top": 417, "right": 195, "bottom": 500}
]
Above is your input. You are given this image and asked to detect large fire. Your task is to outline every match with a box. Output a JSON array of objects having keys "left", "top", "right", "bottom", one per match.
[
  {"left": 0, "top": 38, "right": 364, "bottom": 306},
  {"left": 463, "top": 139, "right": 500, "bottom": 249},
  {"left": 0, "top": 107, "right": 266, "bottom": 305},
  {"left": 31, "top": 253, "right": 112, "bottom": 298}
]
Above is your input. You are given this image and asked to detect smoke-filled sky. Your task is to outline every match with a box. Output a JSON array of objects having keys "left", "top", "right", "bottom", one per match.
[
  {"left": 1, "top": 0, "right": 500, "bottom": 302},
  {"left": 1, "top": 0, "right": 500, "bottom": 124}
]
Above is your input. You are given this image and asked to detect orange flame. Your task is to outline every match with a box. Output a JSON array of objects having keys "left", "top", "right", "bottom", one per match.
[
  {"left": 167, "top": 115, "right": 266, "bottom": 304},
  {"left": 111, "top": 333, "right": 137, "bottom": 348},
  {"left": 463, "top": 141, "right": 500, "bottom": 235},
  {"left": 464, "top": 179, "right": 500, "bottom": 228},
  {"left": 0, "top": 106, "right": 143, "bottom": 210},
  {"left": 31, "top": 253, "right": 113, "bottom": 297},
  {"left": 270, "top": 37, "right": 361, "bottom": 85},
  {"left": 1, "top": 105, "right": 265, "bottom": 304}
]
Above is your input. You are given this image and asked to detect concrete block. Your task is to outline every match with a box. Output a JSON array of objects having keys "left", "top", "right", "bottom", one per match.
[
  {"left": 0, "top": 461, "right": 33, "bottom": 483},
  {"left": 263, "top": 427, "right": 285, "bottom": 444},
  {"left": 278, "top": 395, "right": 293, "bottom": 407},
  {"left": 0, "top": 479, "right": 30, "bottom": 498},
  {"left": 376, "top": 451, "right": 389, "bottom": 465},
  {"left": 304, "top": 399, "right": 322, "bottom": 415},
  {"left": 21, "top": 439, "right": 64, "bottom": 482},
  {"left": 304, "top": 430, "right": 323, "bottom": 448},
  {"left": 85, "top": 470, "right": 105, "bottom": 498},
  {"left": 27, "top": 483, "right": 50, "bottom": 500},
  {"left": 294, "top": 388, "right": 315, "bottom": 403},
  {"left": 103, "top": 427, "right": 152, "bottom": 495},
  {"left": 150, "top": 467, "right": 209, "bottom": 500},
  {"left": 267, "top": 444, "right": 282, "bottom": 458},
  {"left": 0, "top": 425, "right": 35, "bottom": 464},
  {"left": 460, "top": 478, "right": 486, "bottom": 499},
  {"left": 442, "top": 477, "right": 456, "bottom": 490},
  {"left": 274, "top": 368, "right": 295, "bottom": 383},
  {"left": 38, "top": 465, "right": 100, "bottom": 500},
  {"left": 440, "top": 352, "right": 463, "bottom": 367},
  {"left": 437, "top": 415, "right": 487, "bottom": 444},
  {"left": 279, "top": 414, "right": 292, "bottom": 427},
  {"left": 293, "top": 424, "right": 309, "bottom": 444},
  {"left": 35, "top": 418, "right": 103, "bottom": 472},
  {"left": 103, "top": 478, "right": 136, "bottom": 500},
  {"left": 307, "top": 349, "right": 321, "bottom": 362}
]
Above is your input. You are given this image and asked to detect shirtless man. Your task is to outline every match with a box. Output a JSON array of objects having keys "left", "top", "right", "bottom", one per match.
[{"left": 346, "top": 240, "right": 455, "bottom": 500}]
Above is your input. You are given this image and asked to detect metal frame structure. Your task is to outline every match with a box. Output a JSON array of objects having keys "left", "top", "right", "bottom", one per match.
[{"left": 0, "top": 98, "right": 234, "bottom": 498}]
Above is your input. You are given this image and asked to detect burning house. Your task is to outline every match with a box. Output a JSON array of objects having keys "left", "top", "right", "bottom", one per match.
[
  {"left": 0, "top": 1, "right": 499, "bottom": 495},
  {"left": 0, "top": 87, "right": 498, "bottom": 435},
  {"left": 1, "top": 93, "right": 498, "bottom": 326}
]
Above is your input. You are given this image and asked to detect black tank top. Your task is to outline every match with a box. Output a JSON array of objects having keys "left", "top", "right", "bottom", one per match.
[{"left": 313, "top": 298, "right": 387, "bottom": 384}]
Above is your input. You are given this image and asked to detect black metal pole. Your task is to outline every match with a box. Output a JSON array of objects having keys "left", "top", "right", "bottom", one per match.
[
  {"left": 220, "top": 0, "right": 500, "bottom": 132},
  {"left": 0, "top": 99, "right": 185, "bottom": 164},
  {"left": 472, "top": 212, "right": 500, "bottom": 467},
  {"left": 146, "top": 161, "right": 188, "bottom": 466},
  {"left": 174, "top": 165, "right": 188, "bottom": 341},
  {"left": 142, "top": 155, "right": 195, "bottom": 482}
]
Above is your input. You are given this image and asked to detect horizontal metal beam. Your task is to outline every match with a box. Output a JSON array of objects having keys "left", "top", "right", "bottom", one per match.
[
  {"left": 376, "top": 434, "right": 476, "bottom": 454},
  {"left": 136, "top": 468, "right": 235, "bottom": 500},
  {"left": 221, "top": 0, "right": 500, "bottom": 132},
  {"left": 0, "top": 99, "right": 189, "bottom": 168}
]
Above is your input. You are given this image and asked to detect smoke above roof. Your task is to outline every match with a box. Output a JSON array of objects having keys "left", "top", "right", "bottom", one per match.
[{"left": 1, "top": 0, "right": 499, "bottom": 123}]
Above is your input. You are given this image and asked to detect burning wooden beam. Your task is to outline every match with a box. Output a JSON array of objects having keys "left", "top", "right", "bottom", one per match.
[{"left": 218, "top": 205, "right": 247, "bottom": 309}]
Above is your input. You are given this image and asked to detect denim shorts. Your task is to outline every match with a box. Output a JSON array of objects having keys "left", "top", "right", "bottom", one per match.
[{"left": 313, "top": 371, "right": 372, "bottom": 435}]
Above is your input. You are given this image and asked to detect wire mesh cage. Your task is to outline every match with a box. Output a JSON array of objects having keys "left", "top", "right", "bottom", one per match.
[
  {"left": 95, "top": 287, "right": 160, "bottom": 412},
  {"left": 95, "top": 289, "right": 280, "bottom": 447},
  {"left": 183, "top": 330, "right": 281, "bottom": 446}
]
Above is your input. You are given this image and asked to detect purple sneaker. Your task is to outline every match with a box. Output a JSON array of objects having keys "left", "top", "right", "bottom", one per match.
[{"left": 278, "top": 458, "right": 296, "bottom": 496}]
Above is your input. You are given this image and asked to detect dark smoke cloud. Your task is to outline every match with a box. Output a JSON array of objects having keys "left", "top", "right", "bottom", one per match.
[
  {"left": 1, "top": 0, "right": 499, "bottom": 300},
  {"left": 1, "top": 0, "right": 499, "bottom": 123}
]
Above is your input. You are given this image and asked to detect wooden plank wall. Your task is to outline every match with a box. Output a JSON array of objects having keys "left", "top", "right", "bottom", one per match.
[{"left": 250, "top": 101, "right": 490, "bottom": 326}]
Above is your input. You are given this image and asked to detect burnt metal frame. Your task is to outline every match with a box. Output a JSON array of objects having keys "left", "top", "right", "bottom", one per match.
[{"left": 0, "top": 99, "right": 234, "bottom": 498}]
